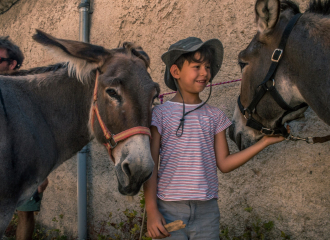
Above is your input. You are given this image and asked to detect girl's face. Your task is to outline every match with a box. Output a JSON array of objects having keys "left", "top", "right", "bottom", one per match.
[{"left": 175, "top": 52, "right": 211, "bottom": 94}]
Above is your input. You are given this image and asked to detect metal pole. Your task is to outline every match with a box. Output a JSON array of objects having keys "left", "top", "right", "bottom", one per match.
[
  {"left": 79, "top": 0, "right": 90, "bottom": 43},
  {"left": 78, "top": 0, "right": 90, "bottom": 239},
  {"left": 77, "top": 146, "right": 88, "bottom": 240}
]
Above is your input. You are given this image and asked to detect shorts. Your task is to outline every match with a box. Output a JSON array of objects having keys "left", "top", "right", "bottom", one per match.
[
  {"left": 155, "top": 198, "right": 220, "bottom": 240},
  {"left": 16, "top": 192, "right": 43, "bottom": 212}
]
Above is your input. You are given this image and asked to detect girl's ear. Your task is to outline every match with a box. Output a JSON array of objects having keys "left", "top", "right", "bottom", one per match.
[{"left": 170, "top": 64, "right": 180, "bottom": 80}]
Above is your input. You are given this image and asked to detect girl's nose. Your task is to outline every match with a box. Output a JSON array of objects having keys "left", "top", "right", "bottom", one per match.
[{"left": 200, "top": 66, "right": 207, "bottom": 76}]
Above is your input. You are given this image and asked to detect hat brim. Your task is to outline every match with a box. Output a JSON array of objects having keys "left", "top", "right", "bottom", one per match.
[{"left": 162, "top": 39, "right": 224, "bottom": 91}]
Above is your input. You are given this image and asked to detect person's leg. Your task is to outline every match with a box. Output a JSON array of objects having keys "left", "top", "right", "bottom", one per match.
[
  {"left": 189, "top": 199, "right": 220, "bottom": 240},
  {"left": 16, "top": 210, "right": 35, "bottom": 240},
  {"left": 16, "top": 192, "right": 43, "bottom": 240}
]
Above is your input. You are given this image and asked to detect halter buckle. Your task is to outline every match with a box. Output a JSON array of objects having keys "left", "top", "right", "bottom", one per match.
[
  {"left": 271, "top": 49, "right": 283, "bottom": 62},
  {"left": 107, "top": 135, "right": 118, "bottom": 149},
  {"left": 260, "top": 127, "right": 275, "bottom": 135},
  {"left": 306, "top": 137, "right": 314, "bottom": 144}
]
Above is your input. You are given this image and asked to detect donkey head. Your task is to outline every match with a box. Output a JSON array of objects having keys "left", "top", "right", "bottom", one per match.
[
  {"left": 33, "top": 30, "right": 159, "bottom": 195},
  {"left": 229, "top": 0, "right": 307, "bottom": 150}
]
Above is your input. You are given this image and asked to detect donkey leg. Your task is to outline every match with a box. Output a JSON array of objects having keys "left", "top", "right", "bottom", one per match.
[{"left": 0, "top": 203, "right": 16, "bottom": 237}]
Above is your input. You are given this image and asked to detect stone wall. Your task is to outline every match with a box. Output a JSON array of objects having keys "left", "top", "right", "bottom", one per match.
[{"left": 1, "top": 0, "right": 329, "bottom": 239}]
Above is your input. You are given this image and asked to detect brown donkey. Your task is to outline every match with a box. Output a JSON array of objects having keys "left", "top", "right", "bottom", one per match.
[
  {"left": 0, "top": 30, "right": 159, "bottom": 236},
  {"left": 229, "top": 0, "right": 330, "bottom": 150}
]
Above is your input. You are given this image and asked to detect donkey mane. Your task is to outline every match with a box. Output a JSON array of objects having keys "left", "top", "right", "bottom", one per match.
[
  {"left": 7, "top": 63, "right": 67, "bottom": 76},
  {"left": 306, "top": 0, "right": 330, "bottom": 15},
  {"left": 280, "top": 0, "right": 330, "bottom": 15}
]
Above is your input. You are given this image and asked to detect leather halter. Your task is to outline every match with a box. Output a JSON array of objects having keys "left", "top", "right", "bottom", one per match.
[
  {"left": 238, "top": 13, "right": 307, "bottom": 137},
  {"left": 91, "top": 71, "right": 151, "bottom": 162}
]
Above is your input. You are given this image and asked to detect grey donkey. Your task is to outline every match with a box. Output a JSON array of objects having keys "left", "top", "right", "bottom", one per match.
[
  {"left": 230, "top": 0, "right": 330, "bottom": 149},
  {"left": 0, "top": 30, "right": 160, "bottom": 236}
]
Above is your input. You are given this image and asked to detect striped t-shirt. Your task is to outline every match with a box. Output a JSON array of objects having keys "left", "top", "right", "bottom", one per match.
[{"left": 151, "top": 101, "right": 232, "bottom": 201}]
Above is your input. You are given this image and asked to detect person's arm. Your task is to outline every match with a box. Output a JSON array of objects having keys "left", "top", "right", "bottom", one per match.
[
  {"left": 215, "top": 130, "right": 285, "bottom": 173},
  {"left": 143, "top": 126, "right": 170, "bottom": 239}
]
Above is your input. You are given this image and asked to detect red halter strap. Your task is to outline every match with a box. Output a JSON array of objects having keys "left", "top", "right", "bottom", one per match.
[{"left": 91, "top": 71, "right": 151, "bottom": 162}]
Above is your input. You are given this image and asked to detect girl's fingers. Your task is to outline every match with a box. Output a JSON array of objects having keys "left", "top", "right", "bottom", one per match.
[
  {"left": 158, "top": 224, "right": 170, "bottom": 237},
  {"left": 149, "top": 224, "right": 168, "bottom": 239},
  {"left": 161, "top": 217, "right": 167, "bottom": 225},
  {"left": 160, "top": 217, "right": 170, "bottom": 237},
  {"left": 147, "top": 230, "right": 153, "bottom": 238}
]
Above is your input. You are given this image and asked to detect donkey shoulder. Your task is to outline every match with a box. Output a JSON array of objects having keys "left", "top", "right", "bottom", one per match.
[{"left": 0, "top": 77, "right": 57, "bottom": 197}]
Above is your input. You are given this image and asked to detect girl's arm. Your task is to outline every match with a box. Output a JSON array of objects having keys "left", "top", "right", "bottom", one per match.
[
  {"left": 215, "top": 130, "right": 285, "bottom": 173},
  {"left": 143, "top": 126, "right": 170, "bottom": 239}
]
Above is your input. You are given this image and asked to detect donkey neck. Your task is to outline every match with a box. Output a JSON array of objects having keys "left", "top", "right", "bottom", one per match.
[
  {"left": 282, "top": 14, "right": 330, "bottom": 125},
  {"left": 15, "top": 67, "right": 94, "bottom": 164}
]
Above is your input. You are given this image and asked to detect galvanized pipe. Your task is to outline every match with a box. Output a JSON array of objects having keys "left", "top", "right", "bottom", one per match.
[
  {"left": 77, "top": 0, "right": 90, "bottom": 239},
  {"left": 79, "top": 0, "right": 90, "bottom": 43},
  {"left": 77, "top": 146, "right": 88, "bottom": 240}
]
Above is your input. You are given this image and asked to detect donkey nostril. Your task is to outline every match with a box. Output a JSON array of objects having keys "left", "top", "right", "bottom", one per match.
[{"left": 122, "top": 162, "right": 131, "bottom": 178}]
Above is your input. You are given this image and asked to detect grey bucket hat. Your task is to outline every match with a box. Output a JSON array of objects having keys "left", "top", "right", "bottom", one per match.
[{"left": 161, "top": 37, "right": 224, "bottom": 91}]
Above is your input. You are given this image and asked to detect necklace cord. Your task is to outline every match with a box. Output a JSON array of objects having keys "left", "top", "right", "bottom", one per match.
[{"left": 174, "top": 80, "right": 213, "bottom": 137}]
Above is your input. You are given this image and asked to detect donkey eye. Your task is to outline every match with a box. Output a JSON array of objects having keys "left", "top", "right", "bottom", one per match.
[
  {"left": 106, "top": 88, "right": 117, "bottom": 96},
  {"left": 238, "top": 61, "right": 247, "bottom": 72},
  {"left": 106, "top": 88, "right": 121, "bottom": 101}
]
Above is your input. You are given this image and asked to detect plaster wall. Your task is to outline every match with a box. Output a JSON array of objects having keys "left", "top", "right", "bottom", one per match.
[{"left": 1, "top": 0, "right": 329, "bottom": 239}]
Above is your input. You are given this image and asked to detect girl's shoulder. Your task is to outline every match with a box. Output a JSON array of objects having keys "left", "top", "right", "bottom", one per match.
[
  {"left": 153, "top": 101, "right": 172, "bottom": 112},
  {"left": 152, "top": 100, "right": 182, "bottom": 113},
  {"left": 152, "top": 101, "right": 176, "bottom": 119},
  {"left": 202, "top": 103, "right": 228, "bottom": 118}
]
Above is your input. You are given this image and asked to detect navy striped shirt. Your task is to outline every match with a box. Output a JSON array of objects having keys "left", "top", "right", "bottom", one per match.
[{"left": 151, "top": 101, "right": 232, "bottom": 201}]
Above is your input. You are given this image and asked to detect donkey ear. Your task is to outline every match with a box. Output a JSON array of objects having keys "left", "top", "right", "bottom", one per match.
[
  {"left": 135, "top": 47, "right": 150, "bottom": 68},
  {"left": 33, "top": 29, "right": 111, "bottom": 82},
  {"left": 136, "top": 48, "right": 150, "bottom": 68},
  {"left": 255, "top": 0, "right": 280, "bottom": 34},
  {"left": 122, "top": 42, "right": 150, "bottom": 68}
]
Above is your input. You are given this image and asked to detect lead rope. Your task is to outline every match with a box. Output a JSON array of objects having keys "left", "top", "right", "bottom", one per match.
[
  {"left": 139, "top": 206, "right": 146, "bottom": 240},
  {"left": 286, "top": 131, "right": 330, "bottom": 144}
]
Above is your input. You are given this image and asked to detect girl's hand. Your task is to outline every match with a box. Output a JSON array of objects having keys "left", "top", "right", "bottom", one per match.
[
  {"left": 260, "top": 134, "right": 286, "bottom": 146},
  {"left": 147, "top": 209, "right": 170, "bottom": 239},
  {"left": 261, "top": 125, "right": 290, "bottom": 146}
]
